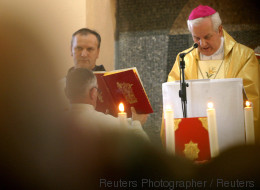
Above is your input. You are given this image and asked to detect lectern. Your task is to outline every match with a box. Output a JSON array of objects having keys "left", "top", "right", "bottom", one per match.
[{"left": 162, "top": 78, "right": 245, "bottom": 152}]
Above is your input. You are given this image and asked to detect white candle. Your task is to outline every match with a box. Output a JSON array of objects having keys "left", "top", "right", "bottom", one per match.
[
  {"left": 244, "top": 101, "right": 255, "bottom": 144},
  {"left": 207, "top": 102, "right": 219, "bottom": 158},
  {"left": 165, "top": 105, "right": 175, "bottom": 154},
  {"left": 118, "top": 102, "right": 127, "bottom": 128}
]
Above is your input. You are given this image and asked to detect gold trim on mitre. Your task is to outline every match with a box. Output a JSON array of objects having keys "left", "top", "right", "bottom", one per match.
[
  {"left": 174, "top": 119, "right": 182, "bottom": 131},
  {"left": 183, "top": 141, "right": 200, "bottom": 161},
  {"left": 198, "top": 118, "right": 208, "bottom": 131}
]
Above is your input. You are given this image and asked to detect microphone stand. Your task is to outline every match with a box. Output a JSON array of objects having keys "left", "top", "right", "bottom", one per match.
[
  {"left": 179, "top": 53, "right": 188, "bottom": 118},
  {"left": 178, "top": 43, "right": 198, "bottom": 118}
]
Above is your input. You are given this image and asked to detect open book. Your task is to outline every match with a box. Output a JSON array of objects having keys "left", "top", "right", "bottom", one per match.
[{"left": 94, "top": 67, "right": 153, "bottom": 117}]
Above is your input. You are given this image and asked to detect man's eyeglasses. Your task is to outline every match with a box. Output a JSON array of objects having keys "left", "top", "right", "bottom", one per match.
[{"left": 93, "top": 87, "right": 102, "bottom": 94}]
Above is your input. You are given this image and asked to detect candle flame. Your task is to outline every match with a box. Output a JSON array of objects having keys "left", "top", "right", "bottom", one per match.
[
  {"left": 207, "top": 102, "right": 214, "bottom": 109},
  {"left": 246, "top": 101, "right": 251, "bottom": 107},
  {"left": 119, "top": 102, "right": 124, "bottom": 112}
]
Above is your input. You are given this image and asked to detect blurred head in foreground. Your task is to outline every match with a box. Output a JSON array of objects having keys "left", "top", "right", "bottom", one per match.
[
  {"left": 197, "top": 145, "right": 260, "bottom": 188},
  {"left": 0, "top": 13, "right": 65, "bottom": 189},
  {"left": 0, "top": 14, "right": 196, "bottom": 190}
]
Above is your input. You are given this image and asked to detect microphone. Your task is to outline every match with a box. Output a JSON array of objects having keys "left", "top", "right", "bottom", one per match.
[
  {"left": 194, "top": 43, "right": 199, "bottom": 48},
  {"left": 178, "top": 43, "right": 198, "bottom": 117},
  {"left": 179, "top": 43, "right": 198, "bottom": 59}
]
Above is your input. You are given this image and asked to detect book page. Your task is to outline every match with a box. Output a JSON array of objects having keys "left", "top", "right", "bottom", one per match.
[{"left": 103, "top": 67, "right": 137, "bottom": 76}]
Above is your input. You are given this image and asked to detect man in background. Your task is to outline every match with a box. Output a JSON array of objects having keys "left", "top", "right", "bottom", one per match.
[
  {"left": 71, "top": 28, "right": 105, "bottom": 71},
  {"left": 60, "top": 28, "right": 106, "bottom": 107}
]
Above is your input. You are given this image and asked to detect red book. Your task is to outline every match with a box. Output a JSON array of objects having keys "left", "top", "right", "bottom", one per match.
[
  {"left": 94, "top": 73, "right": 118, "bottom": 117},
  {"left": 174, "top": 117, "right": 211, "bottom": 162},
  {"left": 255, "top": 52, "right": 260, "bottom": 60},
  {"left": 94, "top": 68, "right": 153, "bottom": 117}
]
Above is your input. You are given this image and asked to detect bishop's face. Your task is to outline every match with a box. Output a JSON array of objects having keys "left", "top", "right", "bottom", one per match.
[{"left": 190, "top": 17, "right": 223, "bottom": 56}]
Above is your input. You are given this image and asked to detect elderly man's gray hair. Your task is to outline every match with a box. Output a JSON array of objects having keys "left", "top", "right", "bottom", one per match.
[
  {"left": 65, "top": 68, "right": 97, "bottom": 99},
  {"left": 187, "top": 12, "right": 222, "bottom": 32}
]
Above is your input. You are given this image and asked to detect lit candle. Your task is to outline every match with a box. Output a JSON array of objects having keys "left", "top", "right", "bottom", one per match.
[
  {"left": 244, "top": 101, "right": 255, "bottom": 144},
  {"left": 118, "top": 102, "right": 127, "bottom": 128},
  {"left": 207, "top": 102, "right": 219, "bottom": 158},
  {"left": 165, "top": 105, "right": 175, "bottom": 154}
]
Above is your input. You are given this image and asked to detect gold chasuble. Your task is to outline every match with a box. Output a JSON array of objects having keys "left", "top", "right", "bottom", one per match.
[{"left": 161, "top": 30, "right": 260, "bottom": 145}]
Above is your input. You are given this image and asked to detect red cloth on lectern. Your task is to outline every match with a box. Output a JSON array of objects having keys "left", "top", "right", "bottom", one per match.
[{"left": 175, "top": 117, "right": 211, "bottom": 162}]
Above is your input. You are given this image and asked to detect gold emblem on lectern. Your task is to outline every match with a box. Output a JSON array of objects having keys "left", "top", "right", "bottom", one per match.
[
  {"left": 117, "top": 82, "right": 137, "bottom": 104},
  {"left": 183, "top": 141, "right": 200, "bottom": 161},
  {"left": 198, "top": 118, "right": 208, "bottom": 131},
  {"left": 174, "top": 119, "right": 182, "bottom": 131}
]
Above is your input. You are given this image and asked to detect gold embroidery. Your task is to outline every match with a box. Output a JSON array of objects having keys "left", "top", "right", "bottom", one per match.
[
  {"left": 206, "top": 66, "right": 216, "bottom": 78},
  {"left": 183, "top": 141, "right": 200, "bottom": 161},
  {"left": 97, "top": 92, "right": 104, "bottom": 103},
  {"left": 174, "top": 119, "right": 182, "bottom": 131},
  {"left": 117, "top": 82, "right": 138, "bottom": 104},
  {"left": 198, "top": 60, "right": 224, "bottom": 79},
  {"left": 198, "top": 118, "right": 208, "bottom": 131}
]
